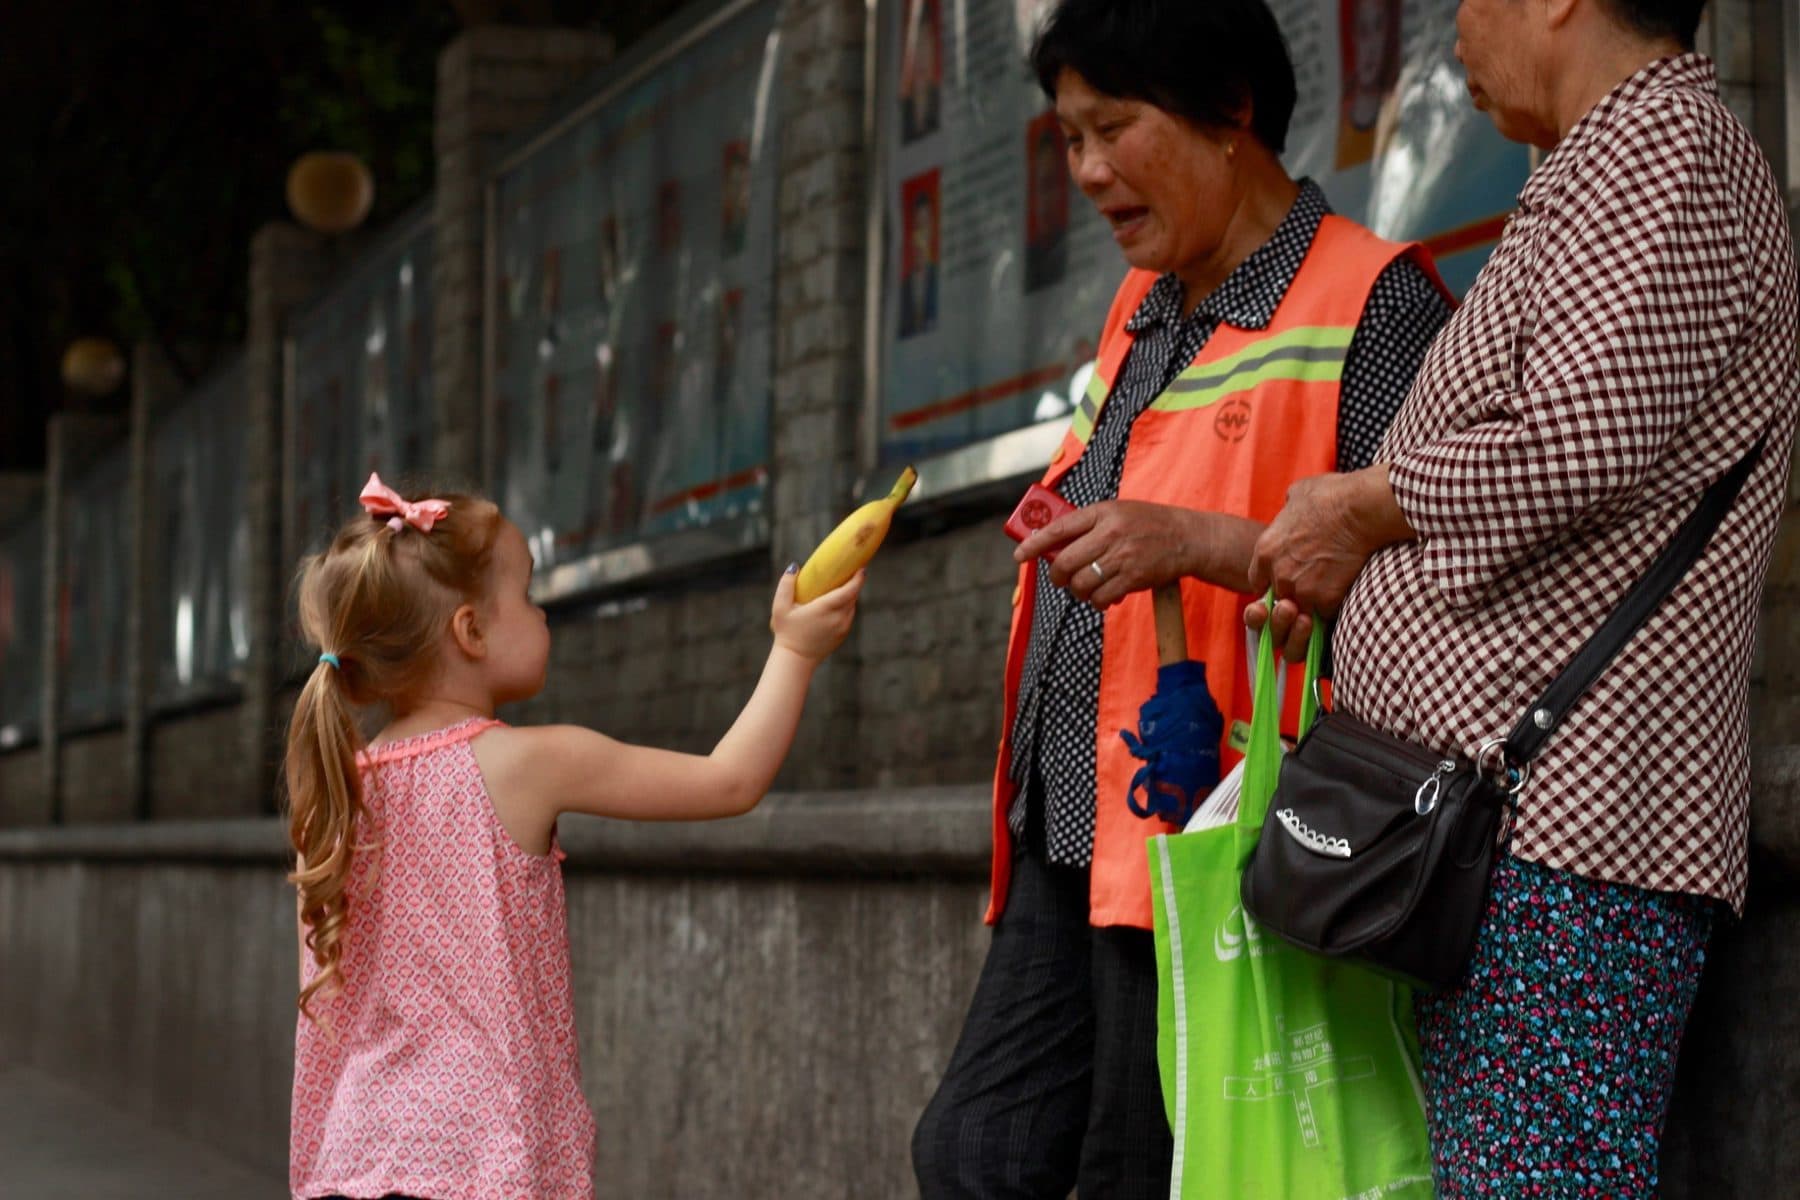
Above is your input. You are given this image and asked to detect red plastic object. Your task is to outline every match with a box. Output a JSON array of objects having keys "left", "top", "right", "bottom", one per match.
[{"left": 1003, "top": 483, "right": 1077, "bottom": 561}]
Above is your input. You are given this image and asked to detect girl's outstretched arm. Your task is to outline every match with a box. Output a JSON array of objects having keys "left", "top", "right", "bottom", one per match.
[{"left": 477, "top": 570, "right": 862, "bottom": 830}]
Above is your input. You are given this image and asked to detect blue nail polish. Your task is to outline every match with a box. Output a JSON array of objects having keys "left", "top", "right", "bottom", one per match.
[{"left": 784, "top": 562, "right": 798, "bottom": 574}]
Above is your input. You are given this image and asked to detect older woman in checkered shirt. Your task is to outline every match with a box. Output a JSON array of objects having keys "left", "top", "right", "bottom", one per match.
[{"left": 1252, "top": 0, "right": 1799, "bottom": 1194}]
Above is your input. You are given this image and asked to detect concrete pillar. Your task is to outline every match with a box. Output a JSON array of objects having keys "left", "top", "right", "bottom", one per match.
[
  {"left": 246, "top": 224, "right": 343, "bottom": 816},
  {"left": 769, "top": 0, "right": 872, "bottom": 787},
  {"left": 124, "top": 344, "right": 185, "bottom": 819},
  {"left": 41, "top": 412, "right": 127, "bottom": 821},
  {"left": 430, "top": 26, "right": 612, "bottom": 486}
]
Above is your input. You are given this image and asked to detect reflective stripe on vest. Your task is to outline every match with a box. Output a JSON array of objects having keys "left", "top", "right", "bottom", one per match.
[
  {"left": 1069, "top": 366, "right": 1108, "bottom": 446},
  {"left": 1067, "top": 321, "right": 1358, "bottom": 449},
  {"left": 1154, "top": 325, "right": 1355, "bottom": 411}
]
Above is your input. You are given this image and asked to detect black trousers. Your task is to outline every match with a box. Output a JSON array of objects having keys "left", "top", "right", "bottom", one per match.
[{"left": 912, "top": 842, "right": 1172, "bottom": 1198}]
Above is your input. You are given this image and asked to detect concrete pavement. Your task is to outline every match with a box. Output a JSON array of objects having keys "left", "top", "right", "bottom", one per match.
[{"left": 0, "top": 1065, "right": 284, "bottom": 1198}]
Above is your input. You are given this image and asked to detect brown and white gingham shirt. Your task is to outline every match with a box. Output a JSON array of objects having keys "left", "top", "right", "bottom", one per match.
[{"left": 1334, "top": 55, "right": 1799, "bottom": 913}]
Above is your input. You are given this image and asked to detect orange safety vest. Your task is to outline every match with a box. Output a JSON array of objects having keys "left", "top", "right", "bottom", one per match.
[{"left": 988, "top": 215, "right": 1444, "bottom": 930}]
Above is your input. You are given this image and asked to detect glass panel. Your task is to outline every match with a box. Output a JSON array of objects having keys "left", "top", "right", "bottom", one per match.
[
  {"left": 873, "top": 0, "right": 1532, "bottom": 465},
  {"left": 491, "top": 0, "right": 781, "bottom": 586},
  {"left": 150, "top": 360, "right": 251, "bottom": 709},
  {"left": 290, "top": 218, "right": 436, "bottom": 558}
]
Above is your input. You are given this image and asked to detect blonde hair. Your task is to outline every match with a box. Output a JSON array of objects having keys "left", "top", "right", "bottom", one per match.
[{"left": 285, "top": 488, "right": 503, "bottom": 1022}]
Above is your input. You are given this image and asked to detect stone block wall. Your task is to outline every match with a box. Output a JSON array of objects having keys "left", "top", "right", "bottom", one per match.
[
  {"left": 0, "top": 749, "right": 47, "bottom": 827},
  {"left": 519, "top": 517, "right": 1027, "bottom": 798},
  {"left": 514, "top": 566, "right": 782, "bottom": 767},
  {"left": 58, "top": 729, "right": 132, "bottom": 825},
  {"left": 769, "top": 0, "right": 880, "bottom": 788},
  {"left": 147, "top": 707, "right": 259, "bottom": 821},
  {"left": 853, "top": 523, "right": 1019, "bottom": 788}
]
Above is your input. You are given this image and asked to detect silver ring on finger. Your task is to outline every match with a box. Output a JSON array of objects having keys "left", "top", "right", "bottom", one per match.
[{"left": 1089, "top": 561, "right": 1105, "bottom": 582}]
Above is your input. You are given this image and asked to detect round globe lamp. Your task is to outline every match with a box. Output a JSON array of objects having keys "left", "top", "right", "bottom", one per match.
[
  {"left": 287, "top": 152, "right": 375, "bottom": 235},
  {"left": 61, "top": 337, "right": 126, "bottom": 398}
]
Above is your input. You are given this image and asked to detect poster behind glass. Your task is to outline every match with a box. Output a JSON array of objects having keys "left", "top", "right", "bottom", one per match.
[
  {"left": 874, "top": 0, "right": 1531, "bottom": 464},
  {"left": 59, "top": 447, "right": 131, "bottom": 728},
  {"left": 490, "top": 0, "right": 780, "bottom": 582},
  {"left": 150, "top": 361, "right": 251, "bottom": 710},
  {"left": 290, "top": 218, "right": 436, "bottom": 560},
  {"left": 0, "top": 515, "right": 45, "bottom": 745}
]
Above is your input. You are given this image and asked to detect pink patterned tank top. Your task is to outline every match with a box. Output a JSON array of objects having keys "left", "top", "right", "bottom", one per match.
[{"left": 290, "top": 718, "right": 596, "bottom": 1199}]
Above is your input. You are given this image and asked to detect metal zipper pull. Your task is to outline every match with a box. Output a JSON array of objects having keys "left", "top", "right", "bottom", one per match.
[{"left": 1414, "top": 760, "right": 1457, "bottom": 816}]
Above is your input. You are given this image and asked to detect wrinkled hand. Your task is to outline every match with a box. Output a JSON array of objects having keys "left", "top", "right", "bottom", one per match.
[
  {"left": 1246, "top": 468, "right": 1403, "bottom": 661},
  {"left": 1014, "top": 500, "right": 1196, "bottom": 609}
]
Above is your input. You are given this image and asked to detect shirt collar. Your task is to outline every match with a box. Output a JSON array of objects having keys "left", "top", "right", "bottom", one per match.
[
  {"left": 1125, "top": 179, "right": 1331, "bottom": 335},
  {"left": 1521, "top": 53, "right": 1718, "bottom": 209}
]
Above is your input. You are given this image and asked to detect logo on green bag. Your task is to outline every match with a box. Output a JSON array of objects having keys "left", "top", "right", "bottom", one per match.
[
  {"left": 1225, "top": 1019, "right": 1378, "bottom": 1148},
  {"left": 1213, "top": 904, "right": 1264, "bottom": 962}
]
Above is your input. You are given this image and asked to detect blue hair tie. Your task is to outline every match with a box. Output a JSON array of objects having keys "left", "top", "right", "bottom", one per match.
[{"left": 318, "top": 652, "right": 341, "bottom": 670}]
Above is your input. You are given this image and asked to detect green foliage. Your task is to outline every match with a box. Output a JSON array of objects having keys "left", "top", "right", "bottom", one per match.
[
  {"left": 0, "top": 0, "right": 458, "bottom": 467},
  {"left": 0, "top": 0, "right": 678, "bottom": 469}
]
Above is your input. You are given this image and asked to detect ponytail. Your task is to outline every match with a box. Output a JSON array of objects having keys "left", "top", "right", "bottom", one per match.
[
  {"left": 283, "top": 483, "right": 502, "bottom": 1024},
  {"left": 285, "top": 656, "right": 366, "bottom": 1022}
]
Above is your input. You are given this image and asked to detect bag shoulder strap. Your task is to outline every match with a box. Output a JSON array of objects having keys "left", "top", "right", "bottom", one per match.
[{"left": 1503, "top": 434, "right": 1767, "bottom": 766}]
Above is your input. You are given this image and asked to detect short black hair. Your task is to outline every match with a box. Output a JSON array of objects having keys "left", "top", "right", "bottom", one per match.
[
  {"left": 1030, "top": 0, "right": 1298, "bottom": 153},
  {"left": 1600, "top": 0, "right": 1708, "bottom": 49}
]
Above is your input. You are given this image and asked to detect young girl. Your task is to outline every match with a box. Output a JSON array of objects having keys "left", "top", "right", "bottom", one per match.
[{"left": 286, "top": 474, "right": 862, "bottom": 1200}]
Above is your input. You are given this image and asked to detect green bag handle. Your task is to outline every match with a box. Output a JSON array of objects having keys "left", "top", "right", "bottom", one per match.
[
  {"left": 1298, "top": 612, "right": 1324, "bottom": 739},
  {"left": 1236, "top": 596, "right": 1326, "bottom": 836}
]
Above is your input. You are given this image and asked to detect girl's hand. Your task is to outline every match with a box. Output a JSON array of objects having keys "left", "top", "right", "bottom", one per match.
[{"left": 770, "top": 565, "right": 864, "bottom": 661}]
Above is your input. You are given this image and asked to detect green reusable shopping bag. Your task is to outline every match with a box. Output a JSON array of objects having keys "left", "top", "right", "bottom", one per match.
[{"left": 1148, "top": 619, "right": 1434, "bottom": 1199}]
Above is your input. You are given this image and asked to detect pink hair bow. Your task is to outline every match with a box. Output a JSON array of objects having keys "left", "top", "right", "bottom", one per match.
[{"left": 359, "top": 473, "right": 451, "bottom": 534}]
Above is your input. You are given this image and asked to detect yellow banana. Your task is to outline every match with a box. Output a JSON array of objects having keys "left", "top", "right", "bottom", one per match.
[{"left": 794, "top": 466, "right": 917, "bottom": 602}]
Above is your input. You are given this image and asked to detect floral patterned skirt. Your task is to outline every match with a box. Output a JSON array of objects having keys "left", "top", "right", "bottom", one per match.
[{"left": 1415, "top": 854, "right": 1713, "bottom": 1198}]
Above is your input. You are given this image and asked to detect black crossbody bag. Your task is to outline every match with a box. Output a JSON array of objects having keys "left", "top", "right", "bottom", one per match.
[{"left": 1240, "top": 439, "right": 1764, "bottom": 993}]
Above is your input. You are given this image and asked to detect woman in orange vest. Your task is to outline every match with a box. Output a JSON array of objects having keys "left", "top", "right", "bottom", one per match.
[{"left": 910, "top": 1, "right": 1452, "bottom": 1195}]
